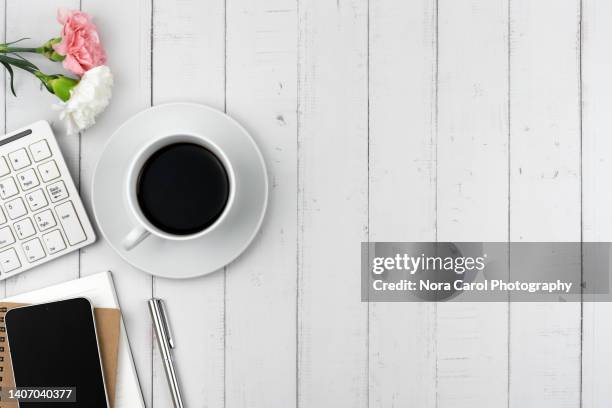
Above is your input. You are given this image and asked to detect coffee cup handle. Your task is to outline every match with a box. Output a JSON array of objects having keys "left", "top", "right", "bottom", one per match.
[{"left": 122, "top": 226, "right": 150, "bottom": 251}]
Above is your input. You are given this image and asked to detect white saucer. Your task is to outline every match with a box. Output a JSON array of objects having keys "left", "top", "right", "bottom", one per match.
[{"left": 92, "top": 103, "right": 268, "bottom": 279}]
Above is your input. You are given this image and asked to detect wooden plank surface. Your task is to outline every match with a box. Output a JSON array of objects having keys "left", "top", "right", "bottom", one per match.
[
  {"left": 225, "top": 1, "right": 298, "bottom": 407},
  {"left": 436, "top": 0, "right": 509, "bottom": 406},
  {"left": 368, "top": 0, "right": 437, "bottom": 406},
  {"left": 582, "top": 0, "right": 612, "bottom": 406},
  {"left": 509, "top": 0, "right": 582, "bottom": 406},
  {"left": 297, "top": 0, "right": 368, "bottom": 407},
  {"left": 150, "top": 0, "right": 225, "bottom": 406},
  {"left": 0, "top": 0, "right": 609, "bottom": 406},
  {"left": 79, "top": 0, "right": 154, "bottom": 406}
]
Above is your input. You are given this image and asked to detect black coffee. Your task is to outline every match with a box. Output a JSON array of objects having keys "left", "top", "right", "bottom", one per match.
[{"left": 137, "top": 143, "right": 230, "bottom": 235}]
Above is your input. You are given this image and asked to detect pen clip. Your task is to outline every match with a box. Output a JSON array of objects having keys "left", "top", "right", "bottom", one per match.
[{"left": 157, "top": 299, "right": 175, "bottom": 349}]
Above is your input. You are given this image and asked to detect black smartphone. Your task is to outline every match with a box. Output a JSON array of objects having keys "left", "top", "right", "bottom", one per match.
[{"left": 5, "top": 297, "right": 109, "bottom": 407}]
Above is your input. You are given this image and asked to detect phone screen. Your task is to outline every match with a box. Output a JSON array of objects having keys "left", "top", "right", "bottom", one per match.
[{"left": 5, "top": 297, "right": 108, "bottom": 407}]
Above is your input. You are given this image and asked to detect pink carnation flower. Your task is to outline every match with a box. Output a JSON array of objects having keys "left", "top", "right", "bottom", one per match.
[{"left": 53, "top": 8, "right": 107, "bottom": 76}]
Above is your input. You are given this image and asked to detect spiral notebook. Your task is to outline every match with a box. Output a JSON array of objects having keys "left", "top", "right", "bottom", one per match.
[
  {"left": 1, "top": 272, "right": 145, "bottom": 408},
  {"left": 0, "top": 304, "right": 120, "bottom": 408}
]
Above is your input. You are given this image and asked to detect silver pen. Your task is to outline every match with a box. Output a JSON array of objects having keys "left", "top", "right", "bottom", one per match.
[{"left": 148, "top": 298, "right": 185, "bottom": 408}]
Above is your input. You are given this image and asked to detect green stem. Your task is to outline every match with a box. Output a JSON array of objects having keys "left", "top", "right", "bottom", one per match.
[
  {"left": 0, "top": 46, "right": 41, "bottom": 53},
  {"left": 0, "top": 53, "right": 75, "bottom": 100},
  {"left": 33, "top": 70, "right": 52, "bottom": 88},
  {"left": 0, "top": 38, "right": 63, "bottom": 61}
]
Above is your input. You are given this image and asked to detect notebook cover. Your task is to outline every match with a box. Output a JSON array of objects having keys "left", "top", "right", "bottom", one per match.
[{"left": 0, "top": 303, "right": 120, "bottom": 408}]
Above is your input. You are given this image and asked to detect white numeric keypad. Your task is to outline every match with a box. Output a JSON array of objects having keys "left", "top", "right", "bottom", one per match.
[{"left": 0, "top": 121, "right": 96, "bottom": 279}]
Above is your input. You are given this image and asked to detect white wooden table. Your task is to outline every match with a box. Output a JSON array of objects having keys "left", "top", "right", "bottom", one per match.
[{"left": 0, "top": 0, "right": 609, "bottom": 407}]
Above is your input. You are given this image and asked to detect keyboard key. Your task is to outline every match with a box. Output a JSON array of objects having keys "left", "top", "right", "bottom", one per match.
[
  {"left": 0, "top": 208, "right": 6, "bottom": 225},
  {"left": 29, "top": 140, "right": 51, "bottom": 162},
  {"left": 55, "top": 201, "right": 86, "bottom": 245},
  {"left": 46, "top": 180, "right": 68, "bottom": 202},
  {"left": 38, "top": 160, "right": 60, "bottom": 182},
  {"left": 25, "top": 189, "right": 48, "bottom": 211},
  {"left": 42, "top": 229, "right": 66, "bottom": 254},
  {"left": 34, "top": 209, "right": 56, "bottom": 231},
  {"left": 8, "top": 148, "right": 30, "bottom": 171},
  {"left": 13, "top": 218, "right": 35, "bottom": 240},
  {"left": 5, "top": 198, "right": 26, "bottom": 220},
  {"left": 22, "top": 238, "right": 45, "bottom": 262},
  {"left": 0, "top": 177, "right": 18, "bottom": 199},
  {"left": 0, "top": 157, "right": 9, "bottom": 177},
  {"left": 16, "top": 168, "right": 39, "bottom": 191},
  {"left": 0, "top": 248, "right": 20, "bottom": 273},
  {"left": 0, "top": 227, "right": 15, "bottom": 248}
]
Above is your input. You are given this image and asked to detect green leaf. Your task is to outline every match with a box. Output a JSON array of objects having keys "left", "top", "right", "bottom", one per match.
[
  {"left": 11, "top": 53, "right": 41, "bottom": 67},
  {"left": 12, "top": 53, "right": 29, "bottom": 62},
  {"left": 1, "top": 61, "right": 16, "bottom": 96},
  {"left": 0, "top": 54, "right": 39, "bottom": 75}
]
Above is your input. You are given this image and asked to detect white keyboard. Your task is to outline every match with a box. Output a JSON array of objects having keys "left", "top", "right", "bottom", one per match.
[{"left": 0, "top": 121, "right": 95, "bottom": 279}]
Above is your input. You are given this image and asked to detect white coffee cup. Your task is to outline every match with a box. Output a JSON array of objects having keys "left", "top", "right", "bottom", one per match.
[{"left": 121, "top": 133, "right": 236, "bottom": 251}]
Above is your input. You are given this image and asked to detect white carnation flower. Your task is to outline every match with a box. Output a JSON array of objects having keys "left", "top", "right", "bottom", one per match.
[{"left": 54, "top": 65, "right": 113, "bottom": 135}]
